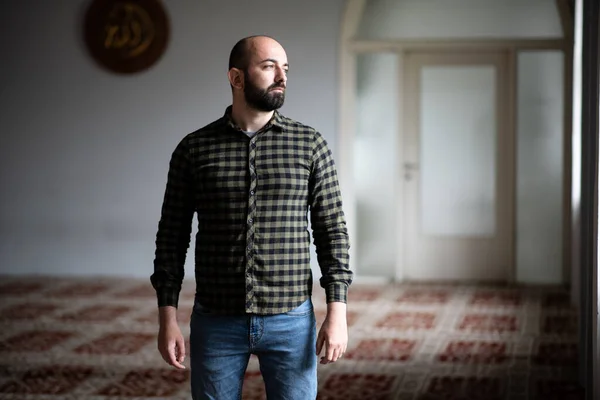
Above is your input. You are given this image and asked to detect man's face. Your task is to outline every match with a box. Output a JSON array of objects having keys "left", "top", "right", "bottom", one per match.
[{"left": 242, "top": 38, "right": 289, "bottom": 112}]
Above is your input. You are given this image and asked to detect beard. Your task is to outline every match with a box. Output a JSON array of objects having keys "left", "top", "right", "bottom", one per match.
[{"left": 243, "top": 71, "right": 285, "bottom": 112}]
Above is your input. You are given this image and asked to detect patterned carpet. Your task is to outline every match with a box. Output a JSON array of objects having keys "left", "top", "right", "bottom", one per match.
[{"left": 0, "top": 276, "right": 584, "bottom": 400}]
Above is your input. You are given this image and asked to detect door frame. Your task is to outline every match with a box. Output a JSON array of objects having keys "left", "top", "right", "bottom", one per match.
[
  {"left": 579, "top": 0, "right": 599, "bottom": 396},
  {"left": 400, "top": 50, "right": 515, "bottom": 282}
]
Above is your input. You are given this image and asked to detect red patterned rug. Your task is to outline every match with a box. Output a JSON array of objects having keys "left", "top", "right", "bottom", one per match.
[{"left": 0, "top": 276, "right": 583, "bottom": 399}]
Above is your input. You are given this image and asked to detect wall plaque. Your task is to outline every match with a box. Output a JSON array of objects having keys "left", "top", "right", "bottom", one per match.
[{"left": 84, "top": 0, "right": 169, "bottom": 74}]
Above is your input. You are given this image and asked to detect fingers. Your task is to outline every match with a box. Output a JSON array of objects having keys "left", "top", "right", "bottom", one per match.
[
  {"left": 159, "top": 335, "right": 186, "bottom": 370},
  {"left": 168, "top": 339, "right": 186, "bottom": 369},
  {"left": 316, "top": 331, "right": 325, "bottom": 356},
  {"left": 317, "top": 323, "right": 347, "bottom": 364},
  {"left": 319, "top": 342, "right": 345, "bottom": 364},
  {"left": 176, "top": 335, "right": 186, "bottom": 364},
  {"left": 326, "top": 343, "right": 335, "bottom": 363}
]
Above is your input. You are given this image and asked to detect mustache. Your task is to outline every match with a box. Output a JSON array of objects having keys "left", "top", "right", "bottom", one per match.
[{"left": 268, "top": 83, "right": 286, "bottom": 90}]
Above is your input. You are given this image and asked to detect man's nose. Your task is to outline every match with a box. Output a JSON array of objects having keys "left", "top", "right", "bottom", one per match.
[{"left": 275, "top": 67, "right": 287, "bottom": 83}]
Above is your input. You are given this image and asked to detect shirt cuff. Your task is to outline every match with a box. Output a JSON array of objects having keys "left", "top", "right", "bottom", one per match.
[
  {"left": 325, "top": 282, "right": 348, "bottom": 304},
  {"left": 156, "top": 287, "right": 180, "bottom": 308}
]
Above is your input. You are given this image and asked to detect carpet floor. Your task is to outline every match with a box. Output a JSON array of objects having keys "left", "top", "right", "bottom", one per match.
[{"left": 0, "top": 276, "right": 584, "bottom": 399}]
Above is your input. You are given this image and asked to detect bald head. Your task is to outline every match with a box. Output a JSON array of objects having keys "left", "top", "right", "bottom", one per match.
[{"left": 228, "top": 35, "right": 282, "bottom": 71}]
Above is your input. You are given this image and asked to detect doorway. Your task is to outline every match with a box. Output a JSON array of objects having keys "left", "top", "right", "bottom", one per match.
[{"left": 403, "top": 51, "right": 514, "bottom": 282}]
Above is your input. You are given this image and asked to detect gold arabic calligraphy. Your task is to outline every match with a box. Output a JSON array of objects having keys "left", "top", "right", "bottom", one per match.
[{"left": 104, "top": 3, "right": 155, "bottom": 58}]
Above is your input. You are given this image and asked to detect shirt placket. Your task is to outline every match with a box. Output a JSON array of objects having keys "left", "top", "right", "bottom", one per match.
[{"left": 245, "top": 135, "right": 258, "bottom": 313}]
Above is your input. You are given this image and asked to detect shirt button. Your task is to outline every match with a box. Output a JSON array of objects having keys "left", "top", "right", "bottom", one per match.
[
  {"left": 250, "top": 191, "right": 254, "bottom": 196},
  {"left": 248, "top": 218, "right": 253, "bottom": 224}
]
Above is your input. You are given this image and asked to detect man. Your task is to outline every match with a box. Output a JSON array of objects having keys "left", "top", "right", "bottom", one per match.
[{"left": 150, "top": 35, "right": 353, "bottom": 400}]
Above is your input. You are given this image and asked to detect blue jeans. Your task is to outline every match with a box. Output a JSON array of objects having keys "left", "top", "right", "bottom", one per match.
[{"left": 189, "top": 298, "right": 318, "bottom": 400}]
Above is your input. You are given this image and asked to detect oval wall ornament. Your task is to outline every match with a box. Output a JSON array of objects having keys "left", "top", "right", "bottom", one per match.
[{"left": 84, "top": 0, "right": 169, "bottom": 74}]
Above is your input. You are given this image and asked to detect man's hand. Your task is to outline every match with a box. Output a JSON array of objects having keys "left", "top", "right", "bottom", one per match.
[
  {"left": 157, "top": 306, "right": 186, "bottom": 369},
  {"left": 316, "top": 301, "right": 348, "bottom": 364}
]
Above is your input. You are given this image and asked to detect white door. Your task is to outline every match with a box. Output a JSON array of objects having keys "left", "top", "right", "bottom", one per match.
[{"left": 403, "top": 52, "right": 514, "bottom": 282}]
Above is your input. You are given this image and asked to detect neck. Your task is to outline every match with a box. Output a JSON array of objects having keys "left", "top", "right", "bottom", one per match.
[{"left": 230, "top": 100, "right": 274, "bottom": 132}]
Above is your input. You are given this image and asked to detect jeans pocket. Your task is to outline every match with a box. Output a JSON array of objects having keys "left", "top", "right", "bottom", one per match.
[{"left": 284, "top": 299, "right": 313, "bottom": 316}]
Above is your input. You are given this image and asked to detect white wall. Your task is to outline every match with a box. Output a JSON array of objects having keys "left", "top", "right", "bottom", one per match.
[
  {"left": 357, "top": 0, "right": 562, "bottom": 39},
  {"left": 0, "top": 0, "right": 345, "bottom": 278}
]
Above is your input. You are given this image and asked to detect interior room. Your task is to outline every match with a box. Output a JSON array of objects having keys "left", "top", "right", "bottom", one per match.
[{"left": 0, "top": 0, "right": 598, "bottom": 399}]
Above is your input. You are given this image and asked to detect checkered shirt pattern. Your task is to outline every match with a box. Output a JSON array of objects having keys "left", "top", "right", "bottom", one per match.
[{"left": 151, "top": 107, "right": 352, "bottom": 314}]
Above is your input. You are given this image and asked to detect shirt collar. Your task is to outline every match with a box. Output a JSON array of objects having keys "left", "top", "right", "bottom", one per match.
[{"left": 223, "top": 105, "right": 285, "bottom": 133}]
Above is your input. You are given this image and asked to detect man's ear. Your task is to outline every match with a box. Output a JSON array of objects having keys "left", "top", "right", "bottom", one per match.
[{"left": 228, "top": 68, "right": 244, "bottom": 90}]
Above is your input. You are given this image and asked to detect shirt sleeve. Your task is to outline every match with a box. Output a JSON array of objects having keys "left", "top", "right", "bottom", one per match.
[
  {"left": 309, "top": 132, "right": 353, "bottom": 303},
  {"left": 150, "top": 137, "right": 195, "bottom": 308}
]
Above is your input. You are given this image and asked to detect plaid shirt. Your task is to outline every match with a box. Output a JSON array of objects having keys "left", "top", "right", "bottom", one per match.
[{"left": 151, "top": 106, "right": 352, "bottom": 315}]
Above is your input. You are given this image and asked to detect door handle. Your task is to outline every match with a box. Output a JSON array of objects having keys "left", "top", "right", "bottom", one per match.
[{"left": 404, "top": 162, "right": 419, "bottom": 180}]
